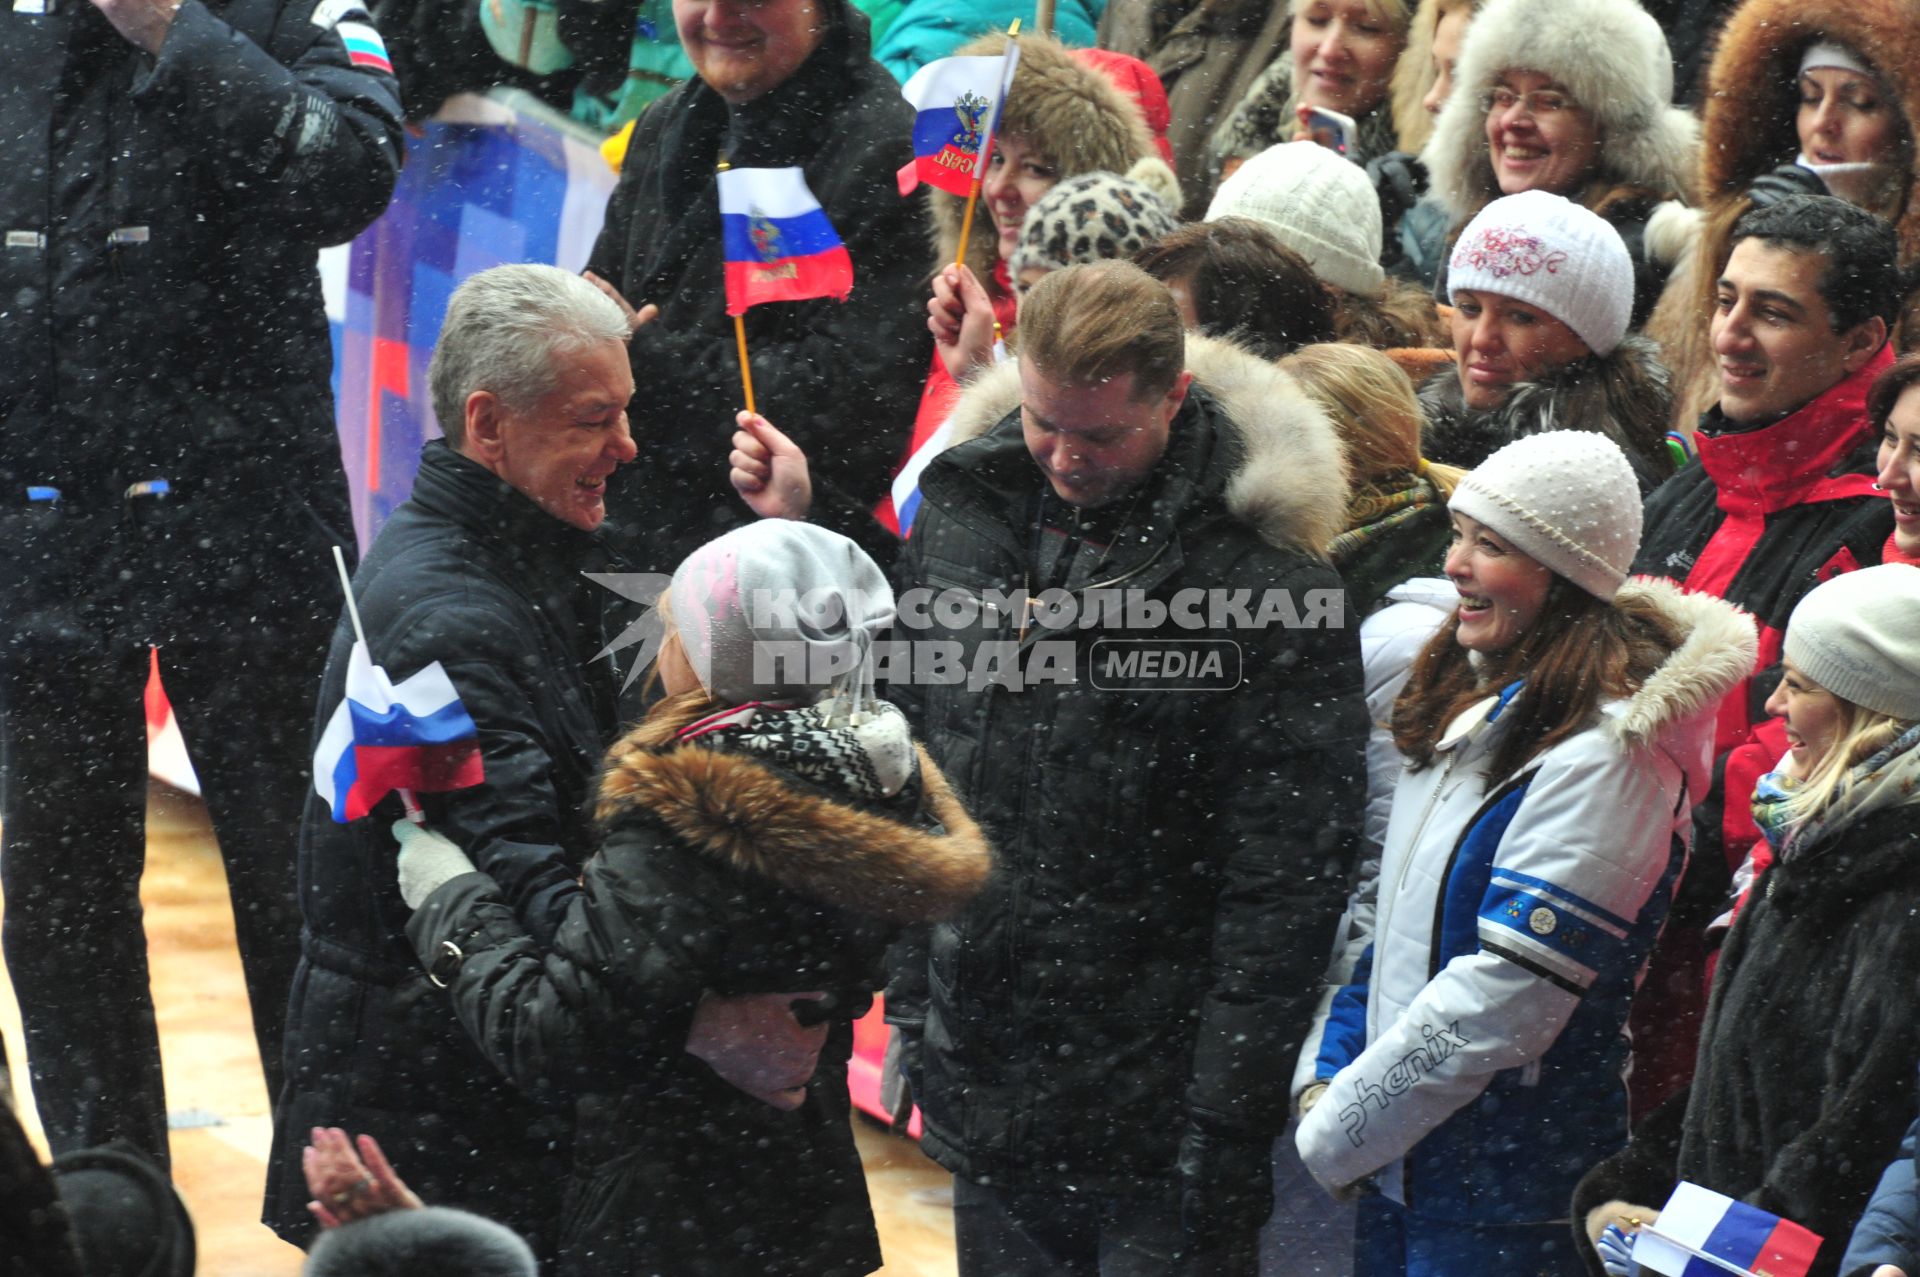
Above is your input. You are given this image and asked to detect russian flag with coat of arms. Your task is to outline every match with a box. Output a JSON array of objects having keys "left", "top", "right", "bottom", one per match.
[
  {"left": 313, "top": 642, "right": 484, "bottom": 823},
  {"left": 1632, "top": 1183, "right": 1822, "bottom": 1277},
  {"left": 718, "top": 167, "right": 855, "bottom": 317},
  {"left": 895, "top": 50, "right": 1020, "bottom": 197}
]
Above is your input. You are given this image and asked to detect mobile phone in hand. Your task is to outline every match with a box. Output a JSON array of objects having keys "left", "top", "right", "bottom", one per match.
[{"left": 1303, "top": 106, "right": 1357, "bottom": 155}]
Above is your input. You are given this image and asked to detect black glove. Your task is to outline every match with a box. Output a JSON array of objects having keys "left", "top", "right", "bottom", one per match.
[
  {"left": 1746, "top": 162, "right": 1828, "bottom": 208},
  {"left": 1367, "top": 150, "right": 1429, "bottom": 233},
  {"left": 1177, "top": 1113, "right": 1275, "bottom": 1236}
]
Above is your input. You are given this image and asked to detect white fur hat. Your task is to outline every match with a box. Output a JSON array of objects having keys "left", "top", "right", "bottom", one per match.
[
  {"left": 1448, "top": 190, "right": 1634, "bottom": 355},
  {"left": 669, "top": 521, "right": 894, "bottom": 707},
  {"left": 1448, "top": 430, "right": 1643, "bottom": 600},
  {"left": 1420, "top": 0, "right": 1700, "bottom": 224},
  {"left": 1204, "top": 140, "right": 1385, "bottom": 297},
  {"left": 1784, "top": 565, "right": 1920, "bottom": 721}
]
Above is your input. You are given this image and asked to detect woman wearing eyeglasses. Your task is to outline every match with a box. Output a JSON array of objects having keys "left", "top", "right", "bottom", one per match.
[{"left": 1419, "top": 0, "right": 1698, "bottom": 333}]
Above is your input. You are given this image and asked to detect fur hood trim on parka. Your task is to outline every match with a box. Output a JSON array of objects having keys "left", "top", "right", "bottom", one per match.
[
  {"left": 594, "top": 698, "right": 992, "bottom": 926},
  {"left": 1601, "top": 578, "right": 1757, "bottom": 753},
  {"left": 1418, "top": 332, "right": 1675, "bottom": 492},
  {"left": 1699, "top": 0, "right": 1920, "bottom": 259},
  {"left": 1420, "top": 0, "right": 1699, "bottom": 227},
  {"left": 939, "top": 332, "right": 1351, "bottom": 556},
  {"left": 928, "top": 32, "right": 1157, "bottom": 269}
]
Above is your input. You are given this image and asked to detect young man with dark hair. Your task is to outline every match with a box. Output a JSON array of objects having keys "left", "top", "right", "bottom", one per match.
[{"left": 1627, "top": 193, "right": 1899, "bottom": 1113}]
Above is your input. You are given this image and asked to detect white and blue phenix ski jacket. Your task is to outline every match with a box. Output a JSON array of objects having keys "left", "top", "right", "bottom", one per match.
[{"left": 1294, "top": 580, "right": 1755, "bottom": 1224}]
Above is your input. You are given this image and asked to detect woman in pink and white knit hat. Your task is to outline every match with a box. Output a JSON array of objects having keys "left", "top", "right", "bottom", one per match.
[{"left": 1417, "top": 188, "right": 1676, "bottom": 493}]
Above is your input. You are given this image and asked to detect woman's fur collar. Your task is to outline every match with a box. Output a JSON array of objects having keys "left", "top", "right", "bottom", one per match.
[
  {"left": 1420, "top": 0, "right": 1699, "bottom": 227},
  {"left": 1604, "top": 579, "right": 1756, "bottom": 751},
  {"left": 1417, "top": 334, "right": 1674, "bottom": 490},
  {"left": 938, "top": 332, "right": 1351, "bottom": 556},
  {"left": 926, "top": 32, "right": 1157, "bottom": 269},
  {"left": 594, "top": 697, "right": 992, "bottom": 925}
]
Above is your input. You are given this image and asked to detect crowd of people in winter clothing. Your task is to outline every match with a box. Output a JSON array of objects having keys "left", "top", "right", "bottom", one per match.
[{"left": 14, "top": 0, "right": 1920, "bottom": 1273}]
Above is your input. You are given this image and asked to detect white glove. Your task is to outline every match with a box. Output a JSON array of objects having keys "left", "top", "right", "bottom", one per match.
[{"left": 393, "top": 818, "right": 477, "bottom": 909}]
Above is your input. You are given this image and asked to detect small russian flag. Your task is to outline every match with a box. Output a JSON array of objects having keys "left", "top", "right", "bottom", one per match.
[
  {"left": 896, "top": 50, "right": 1020, "bottom": 197},
  {"left": 336, "top": 18, "right": 392, "bottom": 73},
  {"left": 717, "top": 167, "right": 854, "bottom": 318},
  {"left": 1633, "top": 1183, "right": 1823, "bottom": 1277},
  {"left": 313, "top": 642, "right": 484, "bottom": 823},
  {"left": 889, "top": 418, "right": 954, "bottom": 536}
]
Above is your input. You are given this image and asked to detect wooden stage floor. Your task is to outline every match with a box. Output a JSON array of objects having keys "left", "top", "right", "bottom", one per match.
[{"left": 0, "top": 783, "right": 959, "bottom": 1275}]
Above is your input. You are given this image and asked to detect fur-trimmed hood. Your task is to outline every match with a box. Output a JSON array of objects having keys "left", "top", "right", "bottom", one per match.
[
  {"left": 1601, "top": 578, "right": 1756, "bottom": 755},
  {"left": 1420, "top": 0, "right": 1699, "bottom": 227},
  {"left": 1699, "top": 0, "right": 1920, "bottom": 260},
  {"left": 594, "top": 698, "right": 992, "bottom": 926},
  {"left": 927, "top": 32, "right": 1157, "bottom": 269},
  {"left": 1417, "top": 333, "right": 1675, "bottom": 494},
  {"left": 937, "top": 332, "right": 1351, "bottom": 556}
]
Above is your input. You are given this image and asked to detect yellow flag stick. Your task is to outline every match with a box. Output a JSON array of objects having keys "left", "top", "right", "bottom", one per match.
[
  {"left": 953, "top": 18, "right": 1020, "bottom": 273},
  {"left": 716, "top": 158, "right": 757, "bottom": 414},
  {"left": 733, "top": 313, "right": 757, "bottom": 415}
]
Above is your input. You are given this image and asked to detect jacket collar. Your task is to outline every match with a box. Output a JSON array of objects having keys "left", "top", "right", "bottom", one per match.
[
  {"left": 1696, "top": 346, "right": 1893, "bottom": 517},
  {"left": 406, "top": 440, "right": 613, "bottom": 583},
  {"left": 927, "top": 332, "right": 1351, "bottom": 561}
]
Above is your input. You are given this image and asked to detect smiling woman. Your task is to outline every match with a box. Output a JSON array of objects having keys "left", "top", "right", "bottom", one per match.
[
  {"left": 1421, "top": 0, "right": 1698, "bottom": 333},
  {"left": 1212, "top": 0, "right": 1412, "bottom": 172}
]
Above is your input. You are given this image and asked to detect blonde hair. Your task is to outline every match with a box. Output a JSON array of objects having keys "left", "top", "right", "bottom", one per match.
[
  {"left": 1279, "top": 343, "right": 1465, "bottom": 522},
  {"left": 1390, "top": 0, "right": 1483, "bottom": 153},
  {"left": 639, "top": 588, "right": 688, "bottom": 702},
  {"left": 1781, "top": 696, "right": 1911, "bottom": 831},
  {"left": 1020, "top": 261, "right": 1185, "bottom": 398}
]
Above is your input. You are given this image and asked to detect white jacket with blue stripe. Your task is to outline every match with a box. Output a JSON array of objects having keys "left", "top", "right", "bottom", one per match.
[{"left": 1294, "top": 579, "right": 1755, "bottom": 1224}]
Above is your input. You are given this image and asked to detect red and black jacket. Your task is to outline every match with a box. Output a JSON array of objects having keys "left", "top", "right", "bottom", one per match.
[{"left": 1624, "top": 349, "right": 1895, "bottom": 1116}]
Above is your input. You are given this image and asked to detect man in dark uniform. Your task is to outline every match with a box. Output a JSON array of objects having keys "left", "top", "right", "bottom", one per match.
[{"left": 0, "top": 0, "right": 403, "bottom": 1167}]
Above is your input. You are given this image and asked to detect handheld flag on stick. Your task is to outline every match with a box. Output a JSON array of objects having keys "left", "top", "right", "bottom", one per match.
[
  {"left": 717, "top": 163, "right": 856, "bottom": 413},
  {"left": 1631, "top": 1183, "right": 1822, "bottom": 1277},
  {"left": 949, "top": 23, "right": 1020, "bottom": 271},
  {"left": 896, "top": 54, "right": 1010, "bottom": 198},
  {"left": 313, "top": 547, "right": 484, "bottom": 824},
  {"left": 718, "top": 166, "right": 855, "bottom": 315}
]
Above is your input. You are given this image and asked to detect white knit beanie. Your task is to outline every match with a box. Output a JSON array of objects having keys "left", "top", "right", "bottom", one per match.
[
  {"left": 1447, "top": 190, "right": 1634, "bottom": 355},
  {"left": 1447, "top": 431, "right": 1642, "bottom": 601},
  {"left": 669, "top": 521, "right": 894, "bottom": 707},
  {"left": 1783, "top": 565, "right": 1920, "bottom": 721},
  {"left": 1204, "top": 140, "right": 1385, "bottom": 297}
]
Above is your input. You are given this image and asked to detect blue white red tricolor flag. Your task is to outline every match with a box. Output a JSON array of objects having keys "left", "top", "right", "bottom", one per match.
[
  {"left": 1633, "top": 1183, "right": 1822, "bottom": 1277},
  {"left": 895, "top": 49, "right": 1021, "bottom": 197},
  {"left": 313, "top": 642, "right": 484, "bottom": 823},
  {"left": 336, "top": 19, "right": 392, "bottom": 73},
  {"left": 717, "top": 167, "right": 855, "bottom": 317},
  {"left": 889, "top": 418, "right": 954, "bottom": 536}
]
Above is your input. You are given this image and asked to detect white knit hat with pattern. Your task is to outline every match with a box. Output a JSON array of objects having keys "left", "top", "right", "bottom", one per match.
[
  {"left": 1204, "top": 140, "right": 1385, "bottom": 297},
  {"left": 1447, "top": 431, "right": 1643, "bottom": 601},
  {"left": 1447, "top": 190, "right": 1634, "bottom": 355},
  {"left": 1783, "top": 565, "right": 1920, "bottom": 721}
]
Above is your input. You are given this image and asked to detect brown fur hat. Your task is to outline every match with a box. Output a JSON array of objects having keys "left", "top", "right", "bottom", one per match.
[
  {"left": 1699, "top": 0, "right": 1920, "bottom": 259},
  {"left": 927, "top": 31, "right": 1157, "bottom": 270},
  {"left": 596, "top": 695, "right": 992, "bottom": 926}
]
